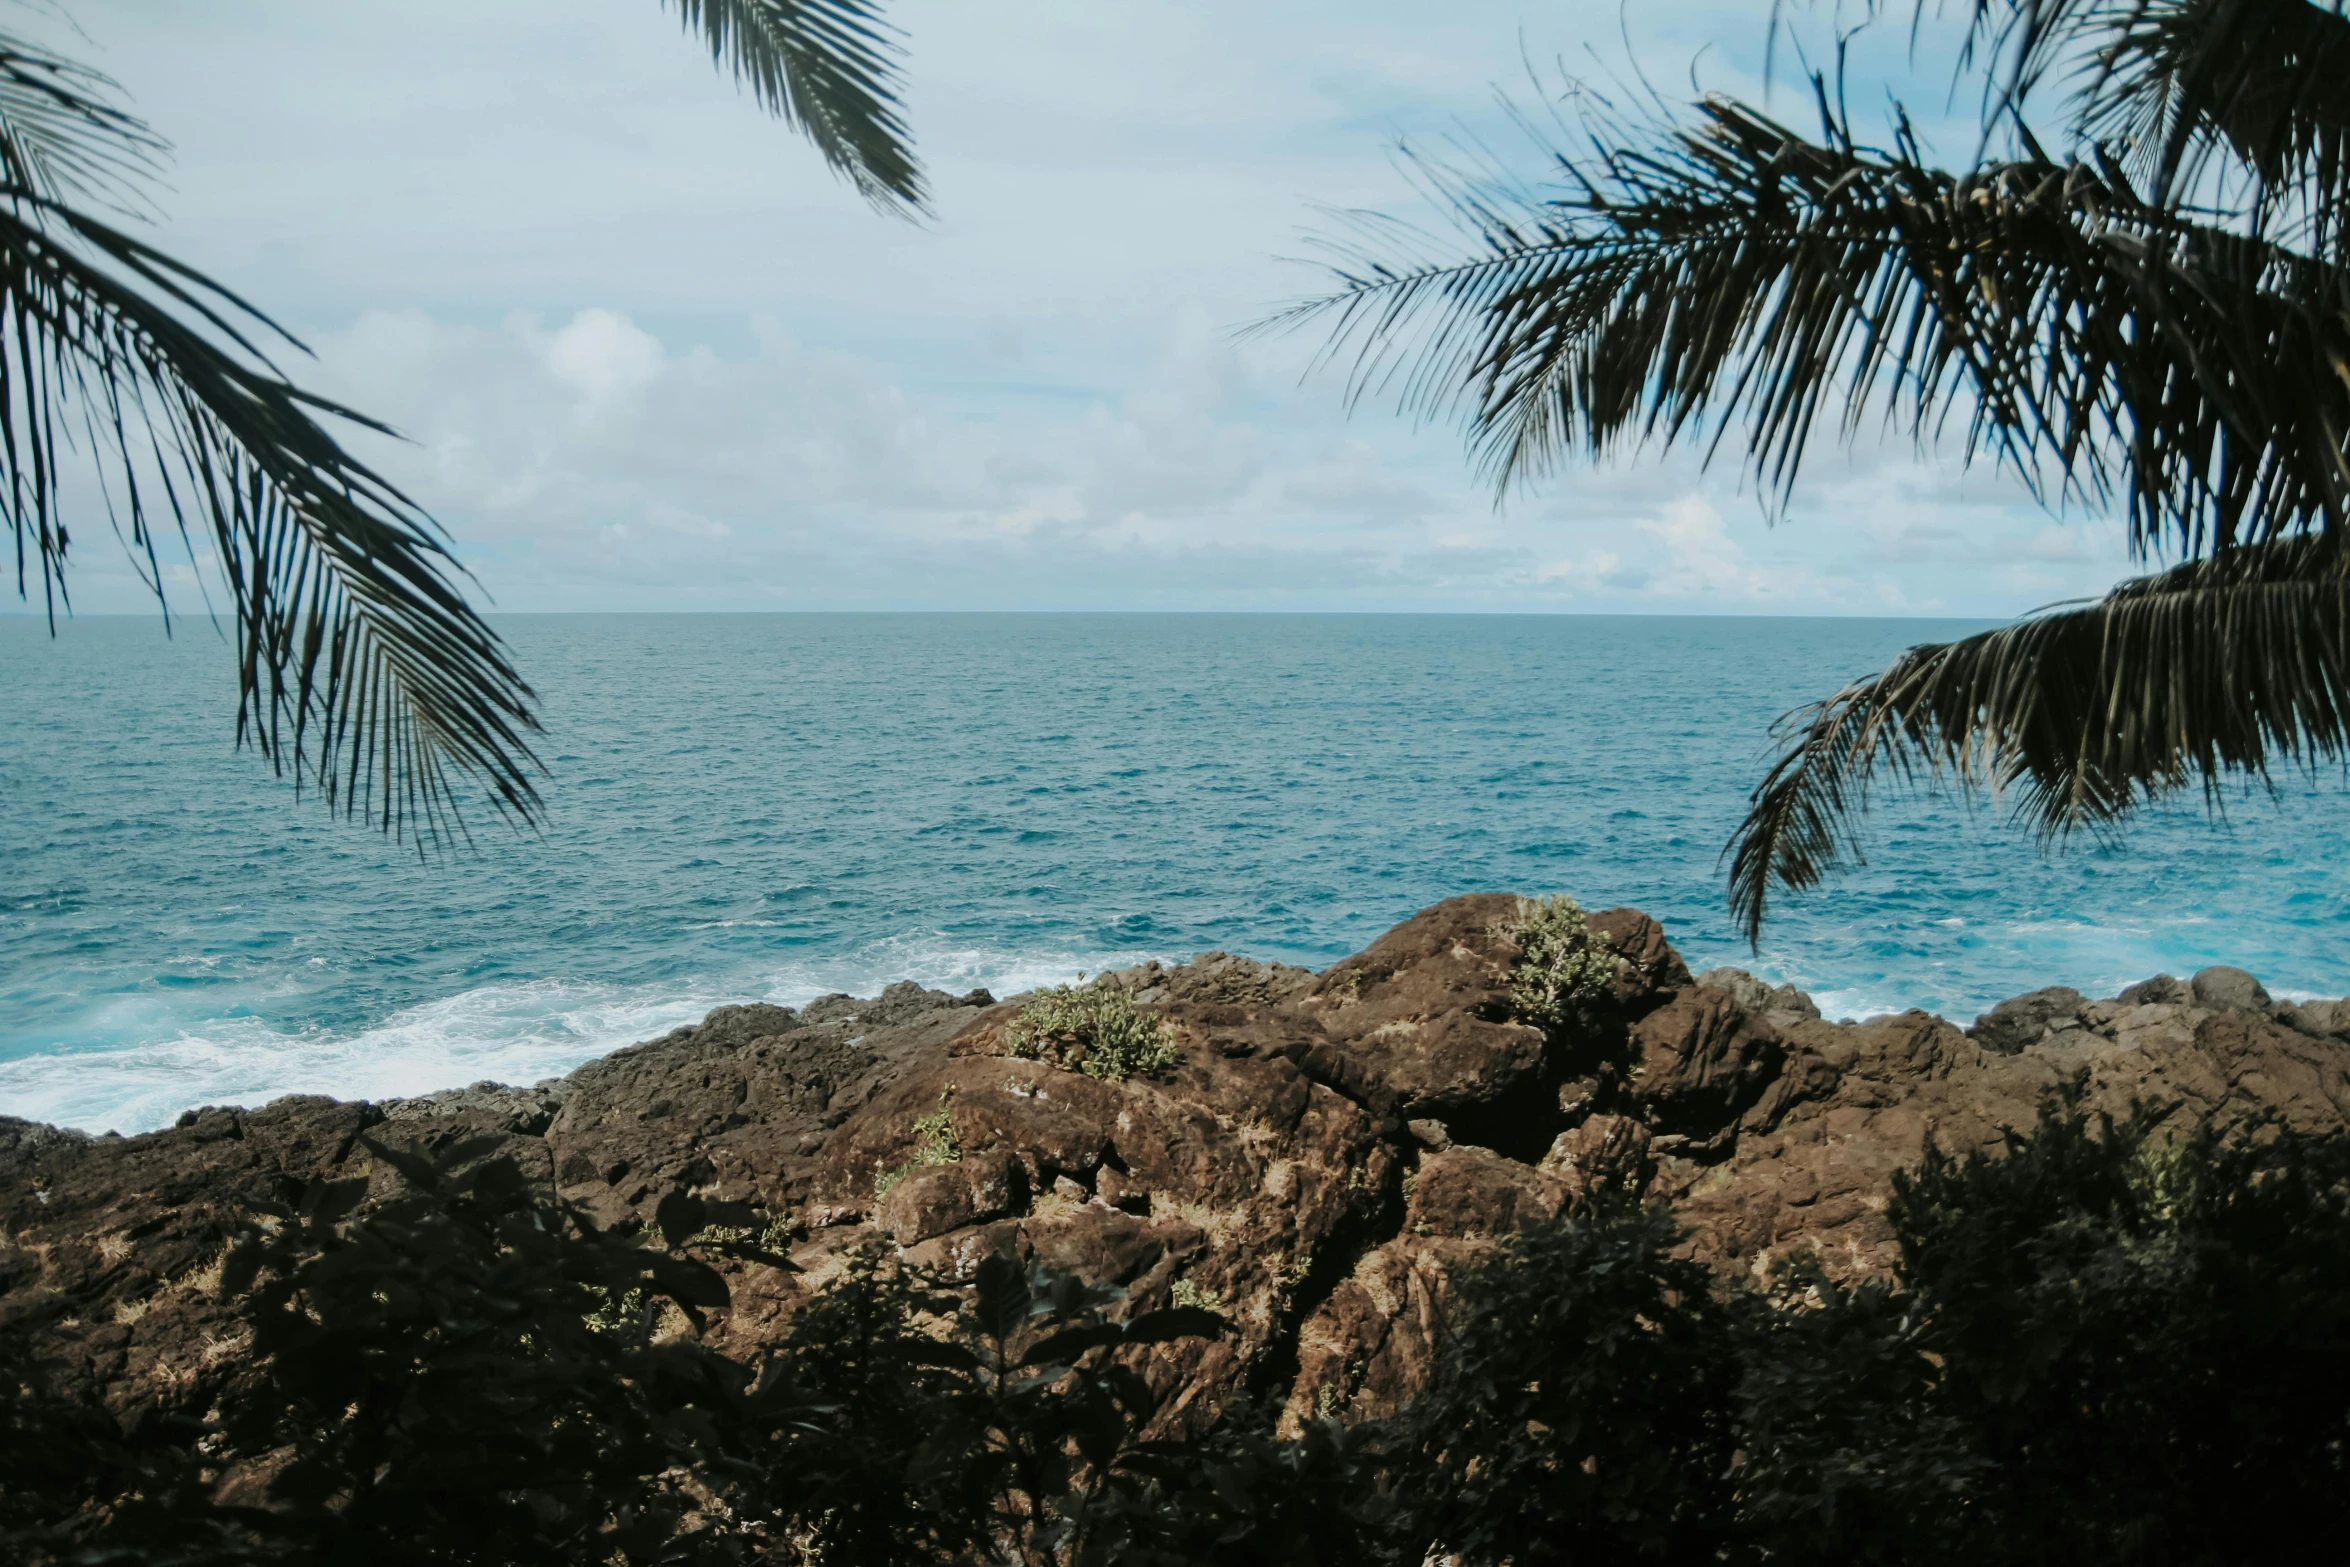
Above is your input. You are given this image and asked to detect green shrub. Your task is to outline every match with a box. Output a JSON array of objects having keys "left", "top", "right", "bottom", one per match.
[
  {"left": 875, "top": 1085, "right": 962, "bottom": 1200},
  {"left": 1004, "top": 983, "right": 1178, "bottom": 1081},
  {"left": 1171, "top": 1277, "right": 1222, "bottom": 1311},
  {"left": 1505, "top": 893, "right": 1615, "bottom": 1031}
]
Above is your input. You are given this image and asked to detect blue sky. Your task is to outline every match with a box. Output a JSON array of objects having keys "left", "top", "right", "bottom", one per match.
[{"left": 41, "top": 0, "right": 2134, "bottom": 616}]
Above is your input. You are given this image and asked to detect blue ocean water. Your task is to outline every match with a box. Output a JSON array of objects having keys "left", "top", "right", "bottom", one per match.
[{"left": 6, "top": 612, "right": 2346, "bottom": 1136}]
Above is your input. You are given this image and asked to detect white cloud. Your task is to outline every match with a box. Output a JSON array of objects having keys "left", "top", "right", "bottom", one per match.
[
  {"left": 15, "top": 0, "right": 2153, "bottom": 620},
  {"left": 543, "top": 308, "right": 666, "bottom": 404}
]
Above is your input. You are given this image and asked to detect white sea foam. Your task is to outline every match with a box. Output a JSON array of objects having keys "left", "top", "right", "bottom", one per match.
[{"left": 0, "top": 935, "right": 1177, "bottom": 1137}]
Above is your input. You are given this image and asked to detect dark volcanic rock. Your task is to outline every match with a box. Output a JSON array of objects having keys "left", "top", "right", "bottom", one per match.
[
  {"left": 1969, "top": 986, "right": 2086, "bottom": 1054},
  {"left": 7, "top": 891, "right": 2348, "bottom": 1447}
]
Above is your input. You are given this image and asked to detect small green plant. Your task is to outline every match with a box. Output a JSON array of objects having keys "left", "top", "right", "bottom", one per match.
[
  {"left": 1004, "top": 985, "right": 1178, "bottom": 1082},
  {"left": 1506, "top": 894, "right": 1616, "bottom": 1031},
  {"left": 876, "top": 1086, "right": 962, "bottom": 1201},
  {"left": 1171, "top": 1278, "right": 1222, "bottom": 1311}
]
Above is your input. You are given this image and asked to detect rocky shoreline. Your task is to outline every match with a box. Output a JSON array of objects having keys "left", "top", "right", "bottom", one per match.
[{"left": 7, "top": 893, "right": 2349, "bottom": 1431}]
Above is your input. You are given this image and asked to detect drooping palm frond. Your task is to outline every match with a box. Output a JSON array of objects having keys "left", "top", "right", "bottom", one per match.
[
  {"left": 662, "top": 0, "right": 925, "bottom": 215},
  {"left": 2, "top": 33, "right": 541, "bottom": 847},
  {"left": 1725, "top": 534, "right": 2350, "bottom": 939},
  {"left": 1279, "top": 85, "right": 2350, "bottom": 559}
]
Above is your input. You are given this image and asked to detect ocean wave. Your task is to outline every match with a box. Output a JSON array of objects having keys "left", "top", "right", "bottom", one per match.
[{"left": 0, "top": 934, "right": 1179, "bottom": 1137}]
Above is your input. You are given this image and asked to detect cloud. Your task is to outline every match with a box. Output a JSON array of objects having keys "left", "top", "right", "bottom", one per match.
[{"left": 16, "top": 0, "right": 2155, "bottom": 621}]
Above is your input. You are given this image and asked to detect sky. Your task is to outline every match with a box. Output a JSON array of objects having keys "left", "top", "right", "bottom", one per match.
[{"left": 31, "top": 0, "right": 2137, "bottom": 617}]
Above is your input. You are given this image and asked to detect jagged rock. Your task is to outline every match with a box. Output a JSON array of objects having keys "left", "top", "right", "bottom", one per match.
[
  {"left": 0, "top": 1096, "right": 385, "bottom": 1422},
  {"left": 544, "top": 983, "right": 989, "bottom": 1230},
  {"left": 877, "top": 1151, "right": 1024, "bottom": 1245},
  {"left": 6, "top": 892, "right": 2347, "bottom": 1449},
  {"left": 1628, "top": 988, "right": 1785, "bottom": 1138},
  {"left": 1290, "top": 893, "right": 1546, "bottom": 1120}
]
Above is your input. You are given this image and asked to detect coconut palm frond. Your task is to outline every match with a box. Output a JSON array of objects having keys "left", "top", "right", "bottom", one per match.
[
  {"left": 2, "top": 190, "right": 542, "bottom": 845},
  {"left": 1725, "top": 534, "right": 2350, "bottom": 941},
  {"left": 0, "top": 26, "right": 162, "bottom": 212},
  {"left": 662, "top": 0, "right": 925, "bottom": 215},
  {"left": 1280, "top": 84, "right": 2350, "bottom": 557},
  {"left": 2075, "top": 0, "right": 2350, "bottom": 232}
]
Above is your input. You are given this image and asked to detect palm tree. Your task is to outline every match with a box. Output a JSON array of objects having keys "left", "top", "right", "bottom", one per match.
[
  {"left": 1280, "top": 0, "right": 2350, "bottom": 941},
  {"left": 1, "top": 1, "right": 923, "bottom": 845}
]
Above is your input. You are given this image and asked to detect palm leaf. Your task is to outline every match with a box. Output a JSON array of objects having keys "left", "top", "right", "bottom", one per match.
[
  {"left": 1277, "top": 82, "right": 2350, "bottom": 561},
  {"left": 0, "top": 25, "right": 161, "bottom": 213},
  {"left": 1725, "top": 533, "right": 2350, "bottom": 941},
  {"left": 2, "top": 185, "right": 542, "bottom": 845},
  {"left": 2075, "top": 0, "right": 2350, "bottom": 234},
  {"left": 662, "top": 0, "right": 926, "bottom": 214}
]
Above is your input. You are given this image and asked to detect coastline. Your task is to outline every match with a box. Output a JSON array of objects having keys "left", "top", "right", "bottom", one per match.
[{"left": 10, "top": 891, "right": 2347, "bottom": 1432}]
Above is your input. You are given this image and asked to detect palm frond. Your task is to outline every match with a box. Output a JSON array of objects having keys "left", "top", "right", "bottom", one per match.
[
  {"left": 662, "top": 0, "right": 926, "bottom": 215},
  {"left": 2, "top": 188, "right": 542, "bottom": 845},
  {"left": 1725, "top": 533, "right": 2350, "bottom": 941},
  {"left": 0, "top": 27, "right": 163, "bottom": 212},
  {"left": 1276, "top": 82, "right": 2350, "bottom": 559},
  {"left": 2076, "top": 0, "right": 2350, "bottom": 233}
]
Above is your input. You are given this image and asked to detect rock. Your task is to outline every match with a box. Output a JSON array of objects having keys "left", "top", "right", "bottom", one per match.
[
  {"left": 7, "top": 896, "right": 2347, "bottom": 1448},
  {"left": 1969, "top": 986, "right": 2086, "bottom": 1053},
  {"left": 1627, "top": 988, "right": 1784, "bottom": 1138},
  {"left": 1694, "top": 967, "right": 1822, "bottom": 1022},
  {"left": 2192, "top": 965, "right": 2273, "bottom": 1013},
  {"left": 2280, "top": 999, "right": 2350, "bottom": 1039},
  {"left": 1292, "top": 894, "right": 1547, "bottom": 1123},
  {"left": 877, "top": 1151, "right": 1024, "bottom": 1245},
  {"left": 1537, "top": 1113, "right": 1652, "bottom": 1200},
  {"left": 1584, "top": 907, "right": 1693, "bottom": 1012}
]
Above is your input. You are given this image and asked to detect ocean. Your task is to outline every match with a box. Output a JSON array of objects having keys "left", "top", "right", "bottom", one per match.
[{"left": 6, "top": 612, "right": 2345, "bottom": 1136}]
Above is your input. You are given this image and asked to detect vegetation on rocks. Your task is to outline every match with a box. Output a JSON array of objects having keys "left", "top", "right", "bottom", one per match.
[
  {"left": 1503, "top": 894, "right": 1617, "bottom": 1032},
  {"left": 874, "top": 1086, "right": 962, "bottom": 1201},
  {"left": 1004, "top": 986, "right": 1178, "bottom": 1082}
]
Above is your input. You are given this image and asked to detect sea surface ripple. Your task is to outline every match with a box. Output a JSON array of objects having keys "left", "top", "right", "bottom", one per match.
[{"left": 6, "top": 613, "right": 2345, "bottom": 1134}]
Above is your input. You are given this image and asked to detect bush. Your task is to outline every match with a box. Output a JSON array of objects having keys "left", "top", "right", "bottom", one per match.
[
  {"left": 1005, "top": 985, "right": 1178, "bottom": 1081},
  {"left": 1383, "top": 1082, "right": 2350, "bottom": 1567},
  {"left": 1382, "top": 1197, "right": 1743, "bottom": 1566},
  {"left": 1884, "top": 1081, "right": 2350, "bottom": 1565},
  {"left": 1505, "top": 894, "right": 1615, "bottom": 1032}
]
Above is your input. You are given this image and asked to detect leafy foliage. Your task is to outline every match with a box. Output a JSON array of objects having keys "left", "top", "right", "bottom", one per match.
[
  {"left": 1884, "top": 1078, "right": 2350, "bottom": 1564},
  {"left": 1005, "top": 985, "right": 1180, "bottom": 1082},
  {"left": 1278, "top": 0, "right": 2350, "bottom": 936},
  {"left": 214, "top": 1140, "right": 798, "bottom": 1564},
  {"left": 1385, "top": 1197, "right": 1743, "bottom": 1565},
  {"left": 1505, "top": 893, "right": 1617, "bottom": 1031},
  {"left": 2, "top": 26, "right": 545, "bottom": 848},
  {"left": 873, "top": 1084, "right": 961, "bottom": 1200},
  {"left": 1377, "top": 1084, "right": 2350, "bottom": 1566}
]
